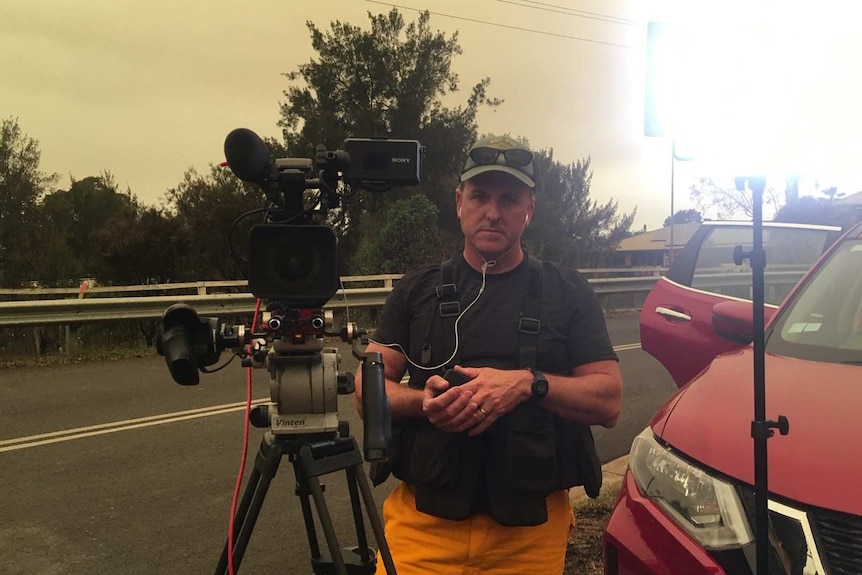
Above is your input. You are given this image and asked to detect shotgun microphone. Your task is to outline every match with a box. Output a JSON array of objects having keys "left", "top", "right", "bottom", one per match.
[{"left": 224, "top": 128, "right": 271, "bottom": 183}]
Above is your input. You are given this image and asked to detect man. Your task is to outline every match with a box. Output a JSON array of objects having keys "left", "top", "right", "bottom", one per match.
[{"left": 355, "top": 135, "right": 622, "bottom": 574}]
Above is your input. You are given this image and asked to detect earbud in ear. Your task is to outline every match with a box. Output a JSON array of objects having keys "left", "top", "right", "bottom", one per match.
[{"left": 524, "top": 214, "right": 530, "bottom": 226}]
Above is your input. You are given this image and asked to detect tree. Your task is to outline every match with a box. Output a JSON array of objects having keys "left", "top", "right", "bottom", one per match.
[
  {"left": 773, "top": 195, "right": 847, "bottom": 227},
  {"left": 784, "top": 173, "right": 801, "bottom": 204},
  {"left": 350, "top": 194, "right": 443, "bottom": 274},
  {"left": 689, "top": 178, "right": 784, "bottom": 219},
  {"left": 820, "top": 186, "right": 845, "bottom": 205},
  {"left": 38, "top": 172, "right": 138, "bottom": 280},
  {"left": 663, "top": 208, "right": 703, "bottom": 227},
  {"left": 0, "top": 117, "right": 57, "bottom": 286},
  {"left": 278, "top": 9, "right": 500, "bottom": 271},
  {"left": 165, "top": 165, "right": 265, "bottom": 280},
  {"left": 523, "top": 150, "right": 635, "bottom": 268},
  {"left": 96, "top": 207, "right": 184, "bottom": 285}
]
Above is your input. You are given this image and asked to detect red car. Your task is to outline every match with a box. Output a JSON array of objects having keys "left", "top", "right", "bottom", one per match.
[{"left": 604, "top": 220, "right": 861, "bottom": 574}]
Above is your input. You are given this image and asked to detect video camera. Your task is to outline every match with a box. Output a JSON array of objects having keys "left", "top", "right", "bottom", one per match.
[
  {"left": 157, "top": 127, "right": 422, "bottom": 431},
  {"left": 155, "top": 128, "right": 422, "bottom": 575},
  {"left": 224, "top": 128, "right": 422, "bottom": 307}
]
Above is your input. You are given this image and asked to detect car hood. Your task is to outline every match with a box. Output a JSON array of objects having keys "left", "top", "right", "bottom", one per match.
[{"left": 654, "top": 347, "right": 862, "bottom": 516}]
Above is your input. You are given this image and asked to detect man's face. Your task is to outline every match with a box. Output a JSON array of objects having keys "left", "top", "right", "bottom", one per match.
[{"left": 456, "top": 172, "right": 535, "bottom": 259}]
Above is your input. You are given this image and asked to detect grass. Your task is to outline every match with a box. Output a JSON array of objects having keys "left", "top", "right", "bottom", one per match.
[
  {"left": 564, "top": 486, "right": 620, "bottom": 575},
  {"left": 0, "top": 342, "right": 156, "bottom": 369}
]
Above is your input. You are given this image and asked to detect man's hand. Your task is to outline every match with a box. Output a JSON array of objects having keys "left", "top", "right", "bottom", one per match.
[
  {"left": 421, "top": 366, "right": 544, "bottom": 434},
  {"left": 454, "top": 365, "right": 532, "bottom": 436},
  {"left": 422, "top": 374, "right": 485, "bottom": 433}
]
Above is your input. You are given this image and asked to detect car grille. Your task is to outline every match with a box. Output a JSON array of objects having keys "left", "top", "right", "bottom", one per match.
[
  {"left": 811, "top": 509, "right": 862, "bottom": 575},
  {"left": 736, "top": 486, "right": 862, "bottom": 575}
]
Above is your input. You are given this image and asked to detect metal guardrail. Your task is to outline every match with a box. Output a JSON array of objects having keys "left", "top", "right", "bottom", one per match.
[
  {"left": 0, "top": 274, "right": 404, "bottom": 298},
  {"left": 0, "top": 271, "right": 665, "bottom": 327},
  {"left": 0, "top": 289, "right": 396, "bottom": 327},
  {"left": 0, "top": 265, "right": 813, "bottom": 328}
]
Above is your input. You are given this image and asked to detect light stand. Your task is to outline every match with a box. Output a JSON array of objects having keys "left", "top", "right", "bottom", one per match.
[
  {"left": 668, "top": 140, "right": 694, "bottom": 266},
  {"left": 670, "top": 141, "right": 676, "bottom": 266},
  {"left": 734, "top": 176, "right": 790, "bottom": 574}
]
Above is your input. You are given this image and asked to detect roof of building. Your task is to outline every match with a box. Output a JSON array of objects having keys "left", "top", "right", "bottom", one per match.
[
  {"left": 616, "top": 222, "right": 701, "bottom": 252},
  {"left": 836, "top": 191, "right": 862, "bottom": 206}
]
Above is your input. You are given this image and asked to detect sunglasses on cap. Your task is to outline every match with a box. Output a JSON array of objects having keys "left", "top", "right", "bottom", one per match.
[{"left": 468, "top": 146, "right": 533, "bottom": 168}]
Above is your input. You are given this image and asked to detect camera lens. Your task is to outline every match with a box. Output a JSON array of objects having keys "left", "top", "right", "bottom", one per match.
[
  {"left": 248, "top": 225, "right": 339, "bottom": 307},
  {"left": 271, "top": 240, "right": 316, "bottom": 281}
]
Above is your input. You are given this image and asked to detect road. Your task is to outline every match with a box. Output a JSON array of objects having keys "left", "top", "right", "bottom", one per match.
[{"left": 0, "top": 311, "right": 678, "bottom": 575}]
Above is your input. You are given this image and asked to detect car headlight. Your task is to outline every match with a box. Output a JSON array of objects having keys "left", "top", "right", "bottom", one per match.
[{"left": 629, "top": 427, "right": 753, "bottom": 549}]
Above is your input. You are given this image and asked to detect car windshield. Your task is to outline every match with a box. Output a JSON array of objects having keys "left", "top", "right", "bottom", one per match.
[{"left": 767, "top": 238, "right": 862, "bottom": 364}]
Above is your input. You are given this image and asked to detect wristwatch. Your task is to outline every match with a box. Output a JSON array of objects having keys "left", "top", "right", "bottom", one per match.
[{"left": 527, "top": 368, "right": 549, "bottom": 400}]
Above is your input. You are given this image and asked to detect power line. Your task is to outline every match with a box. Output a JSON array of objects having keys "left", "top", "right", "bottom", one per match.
[
  {"left": 364, "top": 0, "right": 631, "bottom": 48},
  {"left": 491, "top": 0, "right": 636, "bottom": 27},
  {"left": 517, "top": 0, "right": 635, "bottom": 25}
]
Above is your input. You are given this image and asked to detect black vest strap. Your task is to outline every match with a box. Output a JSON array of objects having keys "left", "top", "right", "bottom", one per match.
[
  {"left": 422, "top": 258, "right": 460, "bottom": 368},
  {"left": 518, "top": 256, "right": 543, "bottom": 370},
  {"left": 437, "top": 258, "right": 461, "bottom": 318}
]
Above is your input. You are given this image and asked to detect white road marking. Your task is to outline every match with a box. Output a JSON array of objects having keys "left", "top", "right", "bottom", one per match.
[{"left": 0, "top": 399, "right": 268, "bottom": 453}]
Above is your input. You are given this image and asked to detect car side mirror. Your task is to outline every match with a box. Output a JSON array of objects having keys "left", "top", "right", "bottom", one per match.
[{"left": 712, "top": 300, "right": 755, "bottom": 344}]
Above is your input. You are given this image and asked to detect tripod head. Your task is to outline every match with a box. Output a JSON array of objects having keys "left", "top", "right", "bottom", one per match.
[{"left": 156, "top": 302, "right": 390, "bottom": 462}]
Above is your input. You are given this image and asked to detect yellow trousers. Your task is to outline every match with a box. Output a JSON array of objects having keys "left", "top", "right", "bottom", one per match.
[{"left": 376, "top": 483, "right": 575, "bottom": 575}]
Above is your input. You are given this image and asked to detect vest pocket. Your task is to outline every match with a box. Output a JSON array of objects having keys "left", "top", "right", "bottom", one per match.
[
  {"left": 503, "top": 403, "right": 557, "bottom": 493},
  {"left": 409, "top": 424, "right": 458, "bottom": 487},
  {"left": 411, "top": 425, "right": 483, "bottom": 521}
]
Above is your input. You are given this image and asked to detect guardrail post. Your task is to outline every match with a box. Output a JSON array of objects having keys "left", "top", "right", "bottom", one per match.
[
  {"left": 63, "top": 324, "right": 82, "bottom": 355},
  {"left": 197, "top": 282, "right": 207, "bottom": 296},
  {"left": 34, "top": 327, "right": 46, "bottom": 356}
]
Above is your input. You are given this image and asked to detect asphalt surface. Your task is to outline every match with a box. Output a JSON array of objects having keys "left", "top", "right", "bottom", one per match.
[{"left": 0, "top": 310, "right": 678, "bottom": 575}]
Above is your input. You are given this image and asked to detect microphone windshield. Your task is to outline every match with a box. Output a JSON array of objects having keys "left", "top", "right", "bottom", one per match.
[{"left": 224, "top": 128, "right": 271, "bottom": 183}]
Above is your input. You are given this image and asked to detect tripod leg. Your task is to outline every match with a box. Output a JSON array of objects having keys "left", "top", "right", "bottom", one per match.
[
  {"left": 345, "top": 466, "right": 372, "bottom": 564},
  {"left": 354, "top": 466, "right": 397, "bottom": 575},
  {"left": 215, "top": 465, "right": 262, "bottom": 573},
  {"left": 293, "top": 457, "right": 323, "bottom": 561},
  {"left": 306, "top": 474, "right": 350, "bottom": 575},
  {"left": 214, "top": 439, "right": 283, "bottom": 575}
]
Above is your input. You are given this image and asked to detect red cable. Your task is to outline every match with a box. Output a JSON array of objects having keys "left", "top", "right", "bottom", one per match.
[{"left": 228, "top": 298, "right": 262, "bottom": 575}]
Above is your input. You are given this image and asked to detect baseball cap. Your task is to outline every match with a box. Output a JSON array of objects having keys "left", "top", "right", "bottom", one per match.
[{"left": 460, "top": 135, "right": 535, "bottom": 188}]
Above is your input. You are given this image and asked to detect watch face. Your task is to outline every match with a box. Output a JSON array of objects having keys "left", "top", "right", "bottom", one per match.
[
  {"left": 537, "top": 379, "right": 549, "bottom": 397},
  {"left": 532, "top": 373, "right": 549, "bottom": 399}
]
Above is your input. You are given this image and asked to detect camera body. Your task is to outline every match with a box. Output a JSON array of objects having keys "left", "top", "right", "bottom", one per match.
[{"left": 342, "top": 138, "right": 422, "bottom": 189}]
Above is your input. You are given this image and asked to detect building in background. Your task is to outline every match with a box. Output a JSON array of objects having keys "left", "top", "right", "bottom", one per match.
[
  {"left": 614, "top": 223, "right": 700, "bottom": 267},
  {"left": 836, "top": 191, "right": 862, "bottom": 223}
]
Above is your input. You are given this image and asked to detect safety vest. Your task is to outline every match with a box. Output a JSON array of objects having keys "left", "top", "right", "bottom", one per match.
[{"left": 370, "top": 256, "right": 603, "bottom": 527}]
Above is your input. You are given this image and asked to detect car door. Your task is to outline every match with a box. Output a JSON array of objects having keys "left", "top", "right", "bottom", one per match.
[{"left": 640, "top": 223, "right": 841, "bottom": 387}]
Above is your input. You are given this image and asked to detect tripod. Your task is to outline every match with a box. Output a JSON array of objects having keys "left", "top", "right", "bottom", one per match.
[{"left": 215, "top": 429, "right": 397, "bottom": 575}]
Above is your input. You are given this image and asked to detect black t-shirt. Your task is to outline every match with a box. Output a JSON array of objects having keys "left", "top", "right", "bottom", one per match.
[{"left": 374, "top": 252, "right": 617, "bottom": 381}]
